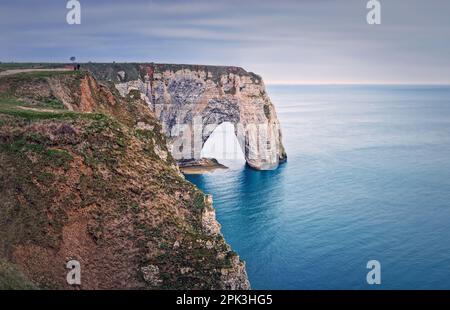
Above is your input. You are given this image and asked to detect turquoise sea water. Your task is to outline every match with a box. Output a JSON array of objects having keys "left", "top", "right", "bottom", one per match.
[{"left": 186, "top": 85, "right": 450, "bottom": 289}]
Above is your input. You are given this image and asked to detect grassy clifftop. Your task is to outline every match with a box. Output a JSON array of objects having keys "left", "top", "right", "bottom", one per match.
[{"left": 0, "top": 71, "right": 249, "bottom": 289}]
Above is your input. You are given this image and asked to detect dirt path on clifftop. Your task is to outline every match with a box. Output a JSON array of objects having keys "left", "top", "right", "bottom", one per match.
[
  {"left": 17, "top": 106, "right": 61, "bottom": 113},
  {"left": 0, "top": 68, "right": 72, "bottom": 76}
]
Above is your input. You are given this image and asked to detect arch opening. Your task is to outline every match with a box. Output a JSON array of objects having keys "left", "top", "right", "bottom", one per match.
[{"left": 201, "top": 122, "right": 245, "bottom": 167}]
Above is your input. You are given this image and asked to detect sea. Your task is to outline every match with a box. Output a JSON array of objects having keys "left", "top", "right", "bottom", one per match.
[{"left": 186, "top": 85, "right": 450, "bottom": 289}]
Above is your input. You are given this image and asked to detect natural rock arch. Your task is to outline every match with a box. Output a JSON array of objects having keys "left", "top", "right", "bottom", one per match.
[
  {"left": 150, "top": 64, "right": 286, "bottom": 170},
  {"left": 85, "top": 63, "right": 287, "bottom": 170}
]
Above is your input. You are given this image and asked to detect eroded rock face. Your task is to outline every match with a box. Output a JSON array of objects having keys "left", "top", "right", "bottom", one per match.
[{"left": 85, "top": 63, "right": 287, "bottom": 170}]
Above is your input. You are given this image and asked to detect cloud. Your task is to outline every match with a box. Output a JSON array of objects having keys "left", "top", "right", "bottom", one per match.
[{"left": 1, "top": 0, "right": 450, "bottom": 84}]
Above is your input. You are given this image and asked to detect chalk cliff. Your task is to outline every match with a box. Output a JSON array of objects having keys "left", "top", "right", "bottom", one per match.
[
  {"left": 0, "top": 70, "right": 250, "bottom": 289},
  {"left": 83, "top": 63, "right": 287, "bottom": 170}
]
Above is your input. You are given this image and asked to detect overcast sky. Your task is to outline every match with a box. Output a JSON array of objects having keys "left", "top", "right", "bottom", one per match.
[{"left": 1, "top": 0, "right": 450, "bottom": 84}]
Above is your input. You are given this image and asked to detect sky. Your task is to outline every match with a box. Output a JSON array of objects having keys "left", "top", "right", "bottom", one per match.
[{"left": 1, "top": 0, "right": 450, "bottom": 84}]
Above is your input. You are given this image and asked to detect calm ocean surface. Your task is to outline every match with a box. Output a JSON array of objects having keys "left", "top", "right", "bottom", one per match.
[{"left": 186, "top": 85, "right": 450, "bottom": 289}]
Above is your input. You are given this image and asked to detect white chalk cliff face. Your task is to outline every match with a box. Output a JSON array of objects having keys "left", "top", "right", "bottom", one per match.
[{"left": 85, "top": 63, "right": 287, "bottom": 170}]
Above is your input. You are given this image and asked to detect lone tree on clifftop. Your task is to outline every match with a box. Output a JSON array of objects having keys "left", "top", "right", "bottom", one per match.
[{"left": 70, "top": 56, "right": 80, "bottom": 71}]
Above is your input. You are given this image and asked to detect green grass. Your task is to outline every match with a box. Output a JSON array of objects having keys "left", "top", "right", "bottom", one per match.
[
  {"left": 0, "top": 70, "right": 83, "bottom": 79},
  {"left": 0, "top": 136, "right": 74, "bottom": 168},
  {"left": 0, "top": 259, "right": 37, "bottom": 290},
  {"left": 46, "top": 149, "right": 74, "bottom": 168},
  {"left": 0, "top": 107, "right": 79, "bottom": 120},
  {"left": 0, "top": 97, "right": 108, "bottom": 121},
  {"left": 1, "top": 137, "right": 45, "bottom": 154},
  {"left": 36, "top": 99, "right": 66, "bottom": 109},
  {"left": 0, "top": 97, "right": 24, "bottom": 106},
  {"left": 0, "top": 96, "right": 65, "bottom": 109},
  {"left": 0, "top": 63, "right": 44, "bottom": 72},
  {"left": 0, "top": 62, "right": 69, "bottom": 72}
]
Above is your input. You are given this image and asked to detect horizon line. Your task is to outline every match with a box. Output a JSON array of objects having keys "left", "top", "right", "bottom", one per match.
[
  {"left": 1, "top": 61, "right": 449, "bottom": 87},
  {"left": 266, "top": 82, "right": 450, "bottom": 87}
]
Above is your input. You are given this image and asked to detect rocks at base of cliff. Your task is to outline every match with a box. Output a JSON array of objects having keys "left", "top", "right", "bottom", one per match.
[
  {"left": 178, "top": 158, "right": 228, "bottom": 174},
  {"left": 202, "top": 195, "right": 251, "bottom": 290},
  {"left": 220, "top": 255, "right": 251, "bottom": 290}
]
